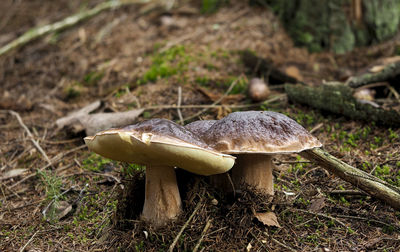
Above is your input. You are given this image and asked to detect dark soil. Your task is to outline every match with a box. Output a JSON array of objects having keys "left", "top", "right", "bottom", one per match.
[{"left": 1, "top": 0, "right": 400, "bottom": 251}]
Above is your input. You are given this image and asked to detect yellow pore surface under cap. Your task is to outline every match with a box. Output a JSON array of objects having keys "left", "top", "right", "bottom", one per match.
[{"left": 84, "top": 131, "right": 235, "bottom": 176}]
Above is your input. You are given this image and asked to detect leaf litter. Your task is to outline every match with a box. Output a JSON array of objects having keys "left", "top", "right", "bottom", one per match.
[{"left": 0, "top": 0, "right": 400, "bottom": 251}]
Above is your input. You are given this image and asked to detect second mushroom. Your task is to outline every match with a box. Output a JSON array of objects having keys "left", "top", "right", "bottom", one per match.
[{"left": 189, "top": 111, "right": 322, "bottom": 196}]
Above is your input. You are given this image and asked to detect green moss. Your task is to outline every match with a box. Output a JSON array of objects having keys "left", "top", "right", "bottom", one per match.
[
  {"left": 217, "top": 76, "right": 248, "bottom": 94},
  {"left": 374, "top": 164, "right": 391, "bottom": 176},
  {"left": 113, "top": 84, "right": 131, "bottom": 98},
  {"left": 71, "top": 191, "right": 117, "bottom": 242},
  {"left": 83, "top": 71, "right": 104, "bottom": 86},
  {"left": 374, "top": 136, "right": 383, "bottom": 145},
  {"left": 138, "top": 46, "right": 190, "bottom": 84},
  {"left": 363, "top": 0, "right": 400, "bottom": 42},
  {"left": 142, "top": 111, "right": 152, "bottom": 118},
  {"left": 201, "top": 0, "right": 228, "bottom": 14},
  {"left": 82, "top": 153, "right": 115, "bottom": 172},
  {"left": 389, "top": 128, "right": 399, "bottom": 142},
  {"left": 195, "top": 76, "right": 211, "bottom": 86},
  {"left": 262, "top": 0, "right": 400, "bottom": 53},
  {"left": 195, "top": 75, "right": 248, "bottom": 94},
  {"left": 64, "top": 83, "right": 82, "bottom": 100},
  {"left": 121, "top": 163, "right": 145, "bottom": 176},
  {"left": 362, "top": 161, "right": 372, "bottom": 171}
]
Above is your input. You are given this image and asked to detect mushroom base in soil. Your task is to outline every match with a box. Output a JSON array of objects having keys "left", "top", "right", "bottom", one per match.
[
  {"left": 232, "top": 154, "right": 274, "bottom": 195},
  {"left": 84, "top": 118, "right": 235, "bottom": 226},
  {"left": 141, "top": 165, "right": 181, "bottom": 225}
]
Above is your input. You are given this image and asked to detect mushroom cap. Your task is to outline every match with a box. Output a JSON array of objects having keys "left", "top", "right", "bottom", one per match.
[
  {"left": 185, "top": 120, "right": 217, "bottom": 137},
  {"left": 248, "top": 78, "right": 270, "bottom": 102},
  {"left": 203, "top": 111, "right": 322, "bottom": 154},
  {"left": 84, "top": 118, "right": 235, "bottom": 176}
]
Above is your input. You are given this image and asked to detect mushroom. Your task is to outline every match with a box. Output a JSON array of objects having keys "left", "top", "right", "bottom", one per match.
[
  {"left": 202, "top": 111, "right": 322, "bottom": 195},
  {"left": 84, "top": 118, "right": 235, "bottom": 226},
  {"left": 185, "top": 120, "right": 216, "bottom": 136},
  {"left": 185, "top": 120, "right": 231, "bottom": 190},
  {"left": 248, "top": 78, "right": 270, "bottom": 102}
]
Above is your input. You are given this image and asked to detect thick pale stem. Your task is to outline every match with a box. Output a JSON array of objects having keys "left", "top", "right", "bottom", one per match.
[
  {"left": 209, "top": 173, "right": 234, "bottom": 193},
  {"left": 232, "top": 154, "right": 274, "bottom": 195},
  {"left": 141, "top": 165, "right": 182, "bottom": 226}
]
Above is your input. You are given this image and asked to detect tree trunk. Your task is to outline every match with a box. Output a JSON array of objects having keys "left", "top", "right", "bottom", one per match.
[{"left": 253, "top": 0, "right": 400, "bottom": 53}]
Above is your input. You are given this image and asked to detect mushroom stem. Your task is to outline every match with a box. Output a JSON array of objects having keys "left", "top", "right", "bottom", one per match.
[
  {"left": 232, "top": 154, "right": 274, "bottom": 195},
  {"left": 209, "top": 173, "right": 235, "bottom": 193},
  {"left": 141, "top": 165, "right": 182, "bottom": 226}
]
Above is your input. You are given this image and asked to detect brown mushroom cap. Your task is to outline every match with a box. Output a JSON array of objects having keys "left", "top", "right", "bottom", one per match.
[
  {"left": 203, "top": 111, "right": 322, "bottom": 154},
  {"left": 185, "top": 120, "right": 217, "bottom": 137},
  {"left": 84, "top": 118, "right": 235, "bottom": 175}
]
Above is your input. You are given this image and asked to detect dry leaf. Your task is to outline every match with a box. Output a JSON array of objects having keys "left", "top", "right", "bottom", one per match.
[
  {"left": 363, "top": 237, "right": 384, "bottom": 249},
  {"left": 55, "top": 201, "right": 73, "bottom": 220},
  {"left": 254, "top": 211, "right": 281, "bottom": 228},
  {"left": 353, "top": 89, "right": 375, "bottom": 101},
  {"left": 369, "top": 65, "right": 385, "bottom": 73},
  {"left": 0, "top": 169, "right": 27, "bottom": 181},
  {"left": 285, "top": 66, "right": 303, "bottom": 82},
  {"left": 43, "top": 200, "right": 73, "bottom": 221},
  {"left": 196, "top": 86, "right": 244, "bottom": 104},
  {"left": 369, "top": 56, "right": 400, "bottom": 73},
  {"left": 308, "top": 198, "right": 326, "bottom": 212},
  {"left": 246, "top": 242, "right": 252, "bottom": 252}
]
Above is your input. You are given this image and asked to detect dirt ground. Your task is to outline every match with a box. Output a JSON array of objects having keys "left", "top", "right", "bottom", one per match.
[{"left": 1, "top": 0, "right": 400, "bottom": 251}]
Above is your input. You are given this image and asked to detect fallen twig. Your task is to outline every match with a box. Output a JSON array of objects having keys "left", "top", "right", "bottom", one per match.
[
  {"left": 19, "top": 230, "right": 39, "bottom": 252},
  {"left": 329, "top": 190, "right": 367, "bottom": 196},
  {"left": 177, "top": 86, "right": 184, "bottom": 125},
  {"left": 169, "top": 201, "right": 202, "bottom": 252},
  {"left": 271, "top": 237, "right": 297, "bottom": 252},
  {"left": 241, "top": 50, "right": 299, "bottom": 84},
  {"left": 331, "top": 214, "right": 400, "bottom": 231},
  {"left": 9, "top": 110, "right": 52, "bottom": 166},
  {"left": 39, "top": 138, "right": 82, "bottom": 145},
  {"left": 182, "top": 77, "right": 241, "bottom": 122},
  {"left": 0, "top": 0, "right": 153, "bottom": 56},
  {"left": 249, "top": 231, "right": 268, "bottom": 251},
  {"left": 1, "top": 183, "right": 23, "bottom": 200},
  {"left": 387, "top": 84, "right": 400, "bottom": 102},
  {"left": 293, "top": 208, "right": 347, "bottom": 228},
  {"left": 192, "top": 218, "right": 212, "bottom": 252},
  {"left": 1, "top": 199, "right": 45, "bottom": 213},
  {"left": 63, "top": 171, "right": 123, "bottom": 189},
  {"left": 142, "top": 94, "right": 286, "bottom": 111},
  {"left": 346, "top": 61, "right": 400, "bottom": 88},
  {"left": 9, "top": 145, "right": 86, "bottom": 189},
  {"left": 285, "top": 82, "right": 400, "bottom": 127},
  {"left": 301, "top": 148, "right": 400, "bottom": 210},
  {"left": 309, "top": 122, "right": 324, "bottom": 134}
]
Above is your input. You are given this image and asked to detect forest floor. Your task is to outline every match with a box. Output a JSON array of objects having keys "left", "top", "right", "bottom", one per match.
[{"left": 1, "top": 0, "right": 400, "bottom": 251}]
